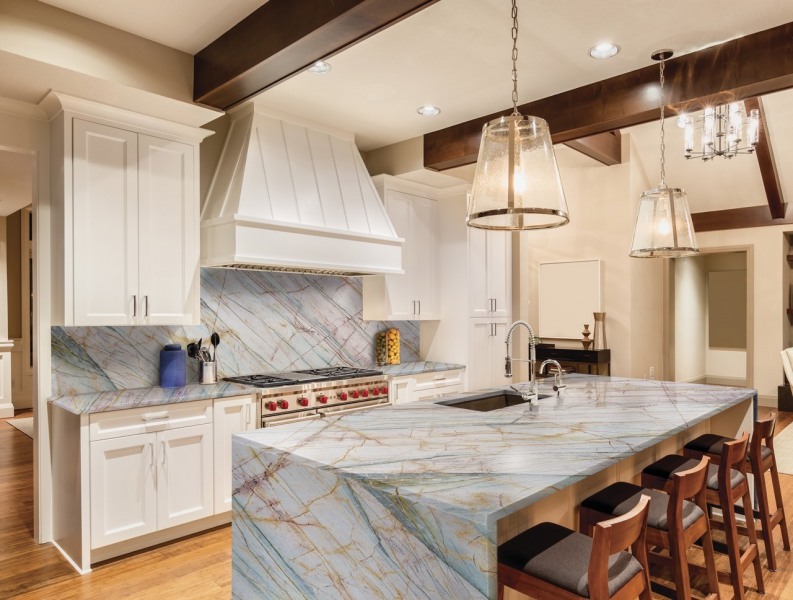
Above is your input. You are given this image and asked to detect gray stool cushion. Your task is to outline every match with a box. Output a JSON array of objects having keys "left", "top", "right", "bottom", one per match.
[
  {"left": 581, "top": 481, "right": 704, "bottom": 532},
  {"left": 685, "top": 434, "right": 773, "bottom": 463},
  {"left": 498, "top": 521, "right": 642, "bottom": 598},
  {"left": 643, "top": 454, "right": 745, "bottom": 490}
]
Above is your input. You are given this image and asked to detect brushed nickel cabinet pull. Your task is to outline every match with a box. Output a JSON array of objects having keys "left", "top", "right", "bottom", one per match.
[
  {"left": 133, "top": 295, "right": 137, "bottom": 317},
  {"left": 144, "top": 295, "right": 149, "bottom": 317}
]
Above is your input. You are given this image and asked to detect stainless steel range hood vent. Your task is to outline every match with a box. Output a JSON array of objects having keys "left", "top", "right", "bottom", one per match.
[{"left": 201, "top": 105, "right": 403, "bottom": 276}]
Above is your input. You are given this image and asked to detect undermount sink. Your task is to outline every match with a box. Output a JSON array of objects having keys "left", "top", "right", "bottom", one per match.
[{"left": 437, "top": 391, "right": 552, "bottom": 412}]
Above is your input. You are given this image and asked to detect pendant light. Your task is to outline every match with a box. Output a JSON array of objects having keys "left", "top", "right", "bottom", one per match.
[
  {"left": 466, "top": 0, "right": 569, "bottom": 230},
  {"left": 629, "top": 50, "right": 699, "bottom": 258}
]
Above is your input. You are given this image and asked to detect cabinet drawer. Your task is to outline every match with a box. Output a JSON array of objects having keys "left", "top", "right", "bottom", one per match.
[
  {"left": 89, "top": 400, "right": 212, "bottom": 441},
  {"left": 413, "top": 369, "right": 464, "bottom": 392},
  {"left": 413, "top": 383, "right": 464, "bottom": 401}
]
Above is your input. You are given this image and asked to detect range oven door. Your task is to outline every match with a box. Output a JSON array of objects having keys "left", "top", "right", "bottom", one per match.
[
  {"left": 318, "top": 398, "right": 391, "bottom": 417},
  {"left": 261, "top": 410, "right": 320, "bottom": 428}
]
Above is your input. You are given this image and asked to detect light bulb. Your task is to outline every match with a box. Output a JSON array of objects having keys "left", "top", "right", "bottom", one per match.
[
  {"left": 513, "top": 170, "right": 527, "bottom": 194},
  {"left": 657, "top": 218, "right": 672, "bottom": 236}
]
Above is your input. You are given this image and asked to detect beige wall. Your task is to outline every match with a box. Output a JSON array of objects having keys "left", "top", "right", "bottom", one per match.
[
  {"left": 0, "top": 0, "right": 192, "bottom": 102},
  {"left": 6, "top": 209, "right": 21, "bottom": 339},
  {"left": 517, "top": 136, "right": 665, "bottom": 379}
]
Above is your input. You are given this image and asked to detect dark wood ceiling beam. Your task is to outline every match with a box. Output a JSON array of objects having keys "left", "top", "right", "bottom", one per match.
[
  {"left": 692, "top": 205, "right": 793, "bottom": 232},
  {"left": 194, "top": 0, "right": 440, "bottom": 110},
  {"left": 564, "top": 131, "right": 622, "bottom": 166},
  {"left": 743, "top": 96, "right": 785, "bottom": 219},
  {"left": 425, "top": 21, "right": 793, "bottom": 171}
]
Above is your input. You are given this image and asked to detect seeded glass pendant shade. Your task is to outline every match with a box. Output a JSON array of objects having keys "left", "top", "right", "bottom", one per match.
[
  {"left": 630, "top": 49, "right": 699, "bottom": 258},
  {"left": 467, "top": 114, "right": 569, "bottom": 230},
  {"left": 629, "top": 186, "right": 698, "bottom": 257},
  {"left": 466, "top": 0, "right": 569, "bottom": 231}
]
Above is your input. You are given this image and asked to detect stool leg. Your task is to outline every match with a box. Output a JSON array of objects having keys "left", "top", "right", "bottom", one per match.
[
  {"left": 668, "top": 528, "right": 691, "bottom": 600},
  {"left": 498, "top": 583, "right": 504, "bottom": 600},
  {"left": 742, "top": 488, "right": 765, "bottom": 594},
  {"left": 721, "top": 492, "right": 747, "bottom": 600},
  {"left": 701, "top": 520, "right": 720, "bottom": 597},
  {"left": 754, "top": 467, "right": 777, "bottom": 570},
  {"left": 770, "top": 460, "right": 791, "bottom": 551}
]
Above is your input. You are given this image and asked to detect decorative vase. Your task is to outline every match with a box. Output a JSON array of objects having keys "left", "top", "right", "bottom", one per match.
[
  {"left": 593, "top": 312, "right": 607, "bottom": 350},
  {"left": 581, "top": 324, "right": 592, "bottom": 349}
]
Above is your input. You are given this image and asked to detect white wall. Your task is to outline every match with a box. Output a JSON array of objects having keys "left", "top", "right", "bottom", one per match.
[
  {"left": 674, "top": 256, "right": 707, "bottom": 382},
  {"left": 706, "top": 349, "right": 747, "bottom": 379}
]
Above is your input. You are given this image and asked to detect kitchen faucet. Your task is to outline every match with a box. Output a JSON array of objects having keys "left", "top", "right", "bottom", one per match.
[
  {"left": 505, "top": 320, "right": 538, "bottom": 397},
  {"left": 539, "top": 359, "right": 566, "bottom": 394}
]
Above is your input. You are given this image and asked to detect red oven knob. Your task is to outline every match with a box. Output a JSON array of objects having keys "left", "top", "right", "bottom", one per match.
[
  {"left": 351, "top": 390, "right": 360, "bottom": 399},
  {"left": 297, "top": 397, "right": 309, "bottom": 407},
  {"left": 361, "top": 389, "right": 369, "bottom": 398},
  {"left": 265, "top": 401, "right": 277, "bottom": 412},
  {"left": 371, "top": 388, "right": 380, "bottom": 396},
  {"left": 278, "top": 399, "right": 289, "bottom": 409},
  {"left": 317, "top": 394, "right": 328, "bottom": 404},
  {"left": 380, "top": 386, "right": 388, "bottom": 395},
  {"left": 338, "top": 392, "right": 348, "bottom": 401}
]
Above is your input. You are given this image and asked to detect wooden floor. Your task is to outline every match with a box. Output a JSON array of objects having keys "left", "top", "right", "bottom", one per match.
[{"left": 2, "top": 408, "right": 793, "bottom": 599}]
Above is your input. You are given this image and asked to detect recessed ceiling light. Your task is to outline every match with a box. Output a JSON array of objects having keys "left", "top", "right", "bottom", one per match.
[
  {"left": 588, "top": 43, "right": 620, "bottom": 59},
  {"left": 417, "top": 105, "right": 441, "bottom": 116},
  {"left": 308, "top": 61, "right": 331, "bottom": 74}
]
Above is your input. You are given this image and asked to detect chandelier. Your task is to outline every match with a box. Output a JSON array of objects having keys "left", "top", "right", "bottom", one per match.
[
  {"left": 681, "top": 103, "right": 759, "bottom": 161},
  {"left": 466, "top": 0, "right": 568, "bottom": 230}
]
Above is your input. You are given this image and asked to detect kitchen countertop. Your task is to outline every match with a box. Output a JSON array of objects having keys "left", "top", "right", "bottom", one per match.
[
  {"left": 50, "top": 381, "right": 256, "bottom": 415},
  {"left": 379, "top": 360, "right": 464, "bottom": 376},
  {"left": 231, "top": 375, "right": 756, "bottom": 599}
]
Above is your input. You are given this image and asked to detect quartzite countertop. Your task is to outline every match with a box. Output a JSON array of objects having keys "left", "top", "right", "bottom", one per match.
[
  {"left": 50, "top": 381, "right": 256, "bottom": 415},
  {"left": 231, "top": 375, "right": 756, "bottom": 599},
  {"left": 379, "top": 361, "right": 465, "bottom": 376}
]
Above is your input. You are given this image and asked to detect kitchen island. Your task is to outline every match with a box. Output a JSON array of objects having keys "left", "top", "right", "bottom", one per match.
[{"left": 231, "top": 375, "right": 755, "bottom": 600}]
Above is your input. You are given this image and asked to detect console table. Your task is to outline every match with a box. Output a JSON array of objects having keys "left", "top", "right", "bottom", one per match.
[{"left": 535, "top": 346, "right": 610, "bottom": 376}]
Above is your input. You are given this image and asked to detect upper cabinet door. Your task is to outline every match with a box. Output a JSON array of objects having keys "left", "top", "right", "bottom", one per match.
[
  {"left": 468, "top": 227, "right": 511, "bottom": 318},
  {"left": 487, "top": 230, "right": 511, "bottom": 318},
  {"left": 410, "top": 195, "right": 439, "bottom": 319},
  {"left": 137, "top": 135, "right": 198, "bottom": 325},
  {"left": 72, "top": 119, "right": 139, "bottom": 325},
  {"left": 382, "top": 191, "right": 416, "bottom": 319}
]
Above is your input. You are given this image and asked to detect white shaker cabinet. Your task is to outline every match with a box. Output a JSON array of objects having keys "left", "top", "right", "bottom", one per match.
[
  {"left": 72, "top": 120, "right": 198, "bottom": 325},
  {"left": 468, "top": 320, "right": 511, "bottom": 392},
  {"left": 468, "top": 227, "right": 511, "bottom": 319},
  {"left": 213, "top": 395, "right": 257, "bottom": 513},
  {"left": 389, "top": 369, "right": 464, "bottom": 404},
  {"left": 364, "top": 177, "right": 439, "bottom": 320},
  {"left": 44, "top": 93, "right": 210, "bottom": 327}
]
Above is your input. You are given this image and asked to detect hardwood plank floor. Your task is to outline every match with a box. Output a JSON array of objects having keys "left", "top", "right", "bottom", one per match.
[{"left": 2, "top": 408, "right": 793, "bottom": 599}]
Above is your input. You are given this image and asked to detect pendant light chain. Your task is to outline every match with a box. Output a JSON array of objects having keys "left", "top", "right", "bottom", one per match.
[
  {"left": 511, "top": 0, "right": 519, "bottom": 115},
  {"left": 659, "top": 56, "right": 666, "bottom": 187}
]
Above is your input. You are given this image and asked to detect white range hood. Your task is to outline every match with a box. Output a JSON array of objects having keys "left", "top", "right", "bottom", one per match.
[{"left": 201, "top": 105, "right": 403, "bottom": 276}]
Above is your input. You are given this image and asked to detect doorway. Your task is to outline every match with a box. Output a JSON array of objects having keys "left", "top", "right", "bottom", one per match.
[{"left": 667, "top": 248, "right": 753, "bottom": 389}]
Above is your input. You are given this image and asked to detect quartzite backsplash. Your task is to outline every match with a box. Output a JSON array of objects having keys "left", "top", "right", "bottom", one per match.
[{"left": 51, "top": 269, "right": 418, "bottom": 396}]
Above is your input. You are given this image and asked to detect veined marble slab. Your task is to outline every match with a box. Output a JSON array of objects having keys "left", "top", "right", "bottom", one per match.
[
  {"left": 52, "top": 268, "right": 419, "bottom": 396},
  {"left": 232, "top": 375, "right": 756, "bottom": 599},
  {"left": 380, "top": 361, "right": 465, "bottom": 376},
  {"left": 50, "top": 381, "right": 255, "bottom": 415}
]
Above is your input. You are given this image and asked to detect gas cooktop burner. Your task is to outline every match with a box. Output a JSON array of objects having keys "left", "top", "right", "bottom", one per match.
[
  {"left": 224, "top": 366, "right": 384, "bottom": 388},
  {"left": 293, "top": 366, "right": 383, "bottom": 380}
]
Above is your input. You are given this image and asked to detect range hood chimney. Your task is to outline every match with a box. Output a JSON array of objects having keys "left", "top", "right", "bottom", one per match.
[{"left": 201, "top": 105, "right": 403, "bottom": 276}]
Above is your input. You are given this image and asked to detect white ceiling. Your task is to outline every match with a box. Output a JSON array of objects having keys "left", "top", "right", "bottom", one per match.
[
  {"left": 33, "top": 0, "right": 793, "bottom": 151},
  {"left": 17, "top": 0, "right": 793, "bottom": 217},
  {"left": 37, "top": 0, "right": 266, "bottom": 54}
]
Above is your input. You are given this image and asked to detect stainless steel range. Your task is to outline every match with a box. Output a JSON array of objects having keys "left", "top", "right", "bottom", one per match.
[{"left": 224, "top": 366, "right": 390, "bottom": 427}]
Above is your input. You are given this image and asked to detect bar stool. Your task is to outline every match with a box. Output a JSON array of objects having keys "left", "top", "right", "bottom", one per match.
[
  {"left": 683, "top": 413, "right": 791, "bottom": 570},
  {"left": 497, "top": 495, "right": 651, "bottom": 600},
  {"left": 579, "top": 456, "right": 719, "bottom": 600},
  {"left": 641, "top": 434, "right": 764, "bottom": 600}
]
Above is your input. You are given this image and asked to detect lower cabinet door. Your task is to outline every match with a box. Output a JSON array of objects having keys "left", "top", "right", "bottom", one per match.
[
  {"left": 90, "top": 432, "right": 157, "bottom": 548},
  {"left": 213, "top": 396, "right": 256, "bottom": 513},
  {"left": 157, "top": 423, "right": 214, "bottom": 529}
]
